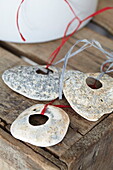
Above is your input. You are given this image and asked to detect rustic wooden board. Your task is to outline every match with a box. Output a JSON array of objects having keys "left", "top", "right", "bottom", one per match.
[
  {"left": 93, "top": 0, "right": 113, "bottom": 35},
  {"left": 60, "top": 114, "right": 113, "bottom": 170}
]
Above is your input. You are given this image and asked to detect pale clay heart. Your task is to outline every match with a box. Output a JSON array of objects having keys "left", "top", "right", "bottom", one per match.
[
  {"left": 63, "top": 70, "right": 113, "bottom": 121},
  {"left": 10, "top": 104, "right": 70, "bottom": 147},
  {"left": 2, "top": 65, "right": 60, "bottom": 101}
]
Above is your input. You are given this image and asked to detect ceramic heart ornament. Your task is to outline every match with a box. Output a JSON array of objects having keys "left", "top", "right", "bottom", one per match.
[
  {"left": 2, "top": 65, "right": 60, "bottom": 101},
  {"left": 63, "top": 70, "right": 113, "bottom": 121},
  {"left": 10, "top": 104, "right": 70, "bottom": 147}
]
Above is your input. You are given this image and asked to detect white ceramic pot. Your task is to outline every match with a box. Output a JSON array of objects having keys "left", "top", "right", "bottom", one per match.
[{"left": 0, "top": 0, "right": 98, "bottom": 43}]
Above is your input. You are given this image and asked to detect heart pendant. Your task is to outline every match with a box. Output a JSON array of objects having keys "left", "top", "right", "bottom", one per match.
[
  {"left": 63, "top": 71, "right": 113, "bottom": 121},
  {"left": 10, "top": 104, "right": 70, "bottom": 147},
  {"left": 2, "top": 65, "right": 60, "bottom": 101}
]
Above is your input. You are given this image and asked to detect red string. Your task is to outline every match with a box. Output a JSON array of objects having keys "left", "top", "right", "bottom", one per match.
[
  {"left": 88, "top": 81, "right": 97, "bottom": 89},
  {"left": 16, "top": 0, "right": 26, "bottom": 41},
  {"left": 40, "top": 99, "right": 71, "bottom": 115},
  {"left": 41, "top": 99, "right": 56, "bottom": 115},
  {"left": 46, "top": 5, "right": 113, "bottom": 68},
  {"left": 46, "top": 1, "right": 81, "bottom": 69},
  {"left": 16, "top": 1, "right": 113, "bottom": 56},
  {"left": 102, "top": 62, "right": 109, "bottom": 72}
]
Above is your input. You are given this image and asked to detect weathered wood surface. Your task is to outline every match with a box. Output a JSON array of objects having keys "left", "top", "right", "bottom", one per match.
[
  {"left": 93, "top": 0, "right": 113, "bottom": 35},
  {"left": 60, "top": 114, "right": 113, "bottom": 170}
]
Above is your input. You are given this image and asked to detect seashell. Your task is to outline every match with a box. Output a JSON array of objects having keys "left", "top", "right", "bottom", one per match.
[
  {"left": 2, "top": 65, "right": 60, "bottom": 101},
  {"left": 63, "top": 70, "right": 113, "bottom": 121},
  {"left": 10, "top": 104, "right": 70, "bottom": 147}
]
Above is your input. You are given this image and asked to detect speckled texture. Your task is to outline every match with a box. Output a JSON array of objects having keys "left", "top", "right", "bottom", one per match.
[
  {"left": 63, "top": 70, "right": 113, "bottom": 121},
  {"left": 10, "top": 104, "right": 70, "bottom": 147},
  {"left": 2, "top": 65, "right": 60, "bottom": 101}
]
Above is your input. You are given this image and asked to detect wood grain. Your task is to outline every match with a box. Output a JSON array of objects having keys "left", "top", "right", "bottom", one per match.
[{"left": 60, "top": 114, "right": 113, "bottom": 170}]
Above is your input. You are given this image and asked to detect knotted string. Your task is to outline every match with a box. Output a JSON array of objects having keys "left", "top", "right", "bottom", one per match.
[{"left": 55, "top": 39, "right": 113, "bottom": 99}]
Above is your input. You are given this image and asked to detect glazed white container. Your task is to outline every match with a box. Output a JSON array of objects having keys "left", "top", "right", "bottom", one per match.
[{"left": 0, "top": 0, "right": 98, "bottom": 43}]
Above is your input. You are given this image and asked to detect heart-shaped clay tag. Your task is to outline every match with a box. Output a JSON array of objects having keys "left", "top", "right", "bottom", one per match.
[
  {"left": 2, "top": 65, "right": 60, "bottom": 101},
  {"left": 10, "top": 104, "right": 70, "bottom": 147},
  {"left": 63, "top": 70, "right": 113, "bottom": 121}
]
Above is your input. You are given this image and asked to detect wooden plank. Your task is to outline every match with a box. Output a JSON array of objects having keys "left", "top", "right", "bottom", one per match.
[
  {"left": 0, "top": 47, "right": 81, "bottom": 161},
  {"left": 0, "top": 127, "right": 60, "bottom": 170},
  {"left": 93, "top": 0, "right": 113, "bottom": 35},
  {"left": 60, "top": 114, "right": 113, "bottom": 170}
]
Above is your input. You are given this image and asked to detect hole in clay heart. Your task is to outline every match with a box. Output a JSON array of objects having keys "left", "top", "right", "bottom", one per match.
[
  {"left": 36, "top": 68, "right": 53, "bottom": 75},
  {"left": 29, "top": 114, "right": 49, "bottom": 126},
  {"left": 86, "top": 77, "right": 102, "bottom": 89}
]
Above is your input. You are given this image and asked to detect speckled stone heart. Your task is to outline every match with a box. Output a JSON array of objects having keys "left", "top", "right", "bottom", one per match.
[
  {"left": 2, "top": 65, "right": 60, "bottom": 101},
  {"left": 10, "top": 104, "right": 70, "bottom": 147},
  {"left": 63, "top": 70, "right": 113, "bottom": 121}
]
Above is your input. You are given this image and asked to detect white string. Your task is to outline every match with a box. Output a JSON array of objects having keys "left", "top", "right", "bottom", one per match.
[{"left": 54, "top": 39, "right": 113, "bottom": 99}]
